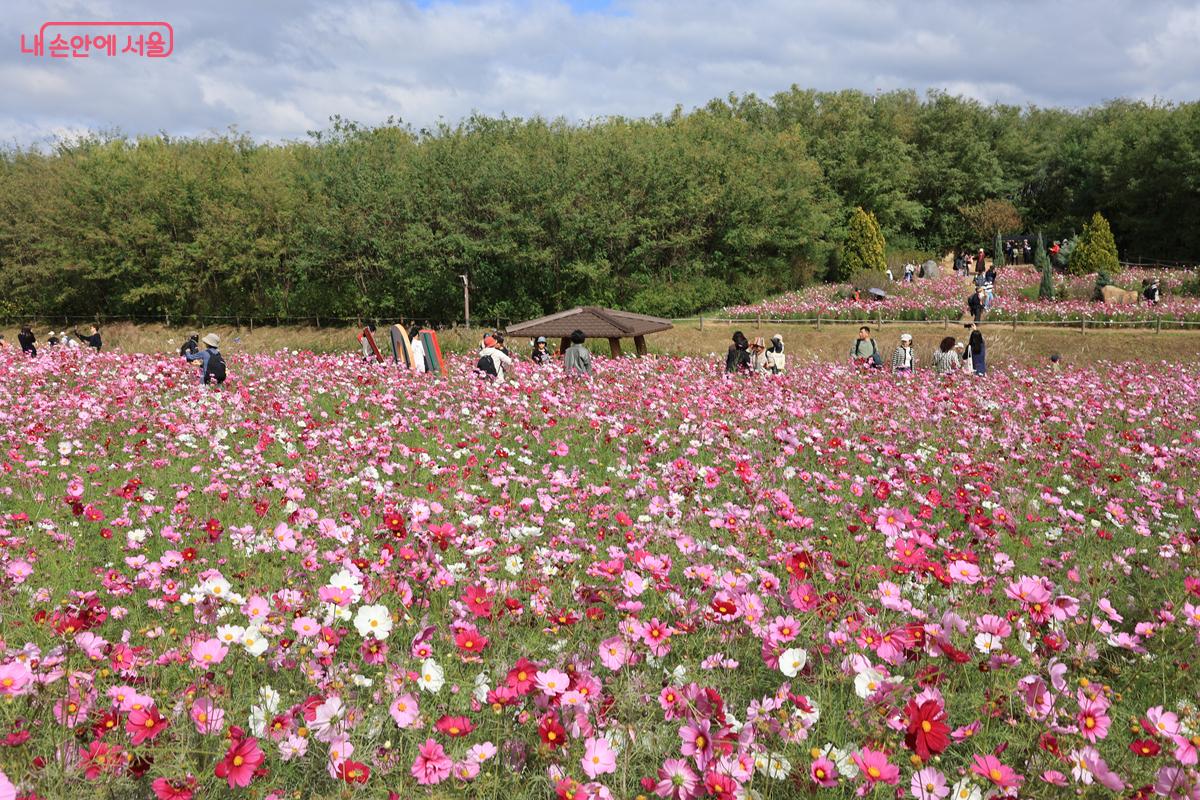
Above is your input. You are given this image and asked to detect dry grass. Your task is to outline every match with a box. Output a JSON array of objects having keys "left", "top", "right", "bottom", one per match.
[{"left": 4, "top": 320, "right": 1199, "bottom": 367}]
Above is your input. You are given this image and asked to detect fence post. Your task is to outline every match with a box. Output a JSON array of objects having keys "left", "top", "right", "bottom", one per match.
[
  {"left": 698, "top": 315, "right": 704, "bottom": 331},
  {"left": 1156, "top": 315, "right": 1161, "bottom": 334},
  {"left": 756, "top": 313, "right": 762, "bottom": 329},
  {"left": 250, "top": 317, "right": 254, "bottom": 332},
  {"left": 1012, "top": 317, "right": 1017, "bottom": 332},
  {"left": 816, "top": 314, "right": 821, "bottom": 330},
  {"left": 1080, "top": 319, "right": 1085, "bottom": 334}
]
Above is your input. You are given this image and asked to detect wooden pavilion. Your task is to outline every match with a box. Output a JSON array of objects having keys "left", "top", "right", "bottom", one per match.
[{"left": 505, "top": 306, "right": 673, "bottom": 357}]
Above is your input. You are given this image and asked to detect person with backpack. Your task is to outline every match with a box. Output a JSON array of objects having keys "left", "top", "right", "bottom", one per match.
[
  {"left": 564, "top": 329, "right": 593, "bottom": 376},
  {"left": 726, "top": 331, "right": 751, "bottom": 374},
  {"left": 180, "top": 332, "right": 200, "bottom": 357},
  {"left": 476, "top": 335, "right": 513, "bottom": 383},
  {"left": 850, "top": 326, "right": 882, "bottom": 368},
  {"left": 185, "top": 333, "right": 227, "bottom": 386},
  {"left": 17, "top": 326, "right": 37, "bottom": 357}
]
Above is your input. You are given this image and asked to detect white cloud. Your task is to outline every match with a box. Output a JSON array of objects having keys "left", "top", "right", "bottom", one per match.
[{"left": 0, "top": 0, "right": 1195, "bottom": 147}]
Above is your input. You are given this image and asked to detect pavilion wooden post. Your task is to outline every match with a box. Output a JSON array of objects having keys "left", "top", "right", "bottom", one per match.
[
  {"left": 633, "top": 335, "right": 647, "bottom": 356},
  {"left": 608, "top": 338, "right": 622, "bottom": 358}
]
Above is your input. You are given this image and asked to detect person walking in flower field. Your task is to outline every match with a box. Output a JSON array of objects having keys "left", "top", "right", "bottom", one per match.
[{"left": 563, "top": 329, "right": 593, "bottom": 376}]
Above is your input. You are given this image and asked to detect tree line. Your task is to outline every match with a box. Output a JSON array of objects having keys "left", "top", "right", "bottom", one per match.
[{"left": 1, "top": 89, "right": 1196, "bottom": 323}]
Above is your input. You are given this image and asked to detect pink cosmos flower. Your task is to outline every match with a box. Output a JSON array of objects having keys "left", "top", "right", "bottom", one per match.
[
  {"left": 810, "top": 757, "right": 838, "bottom": 788},
  {"left": 852, "top": 748, "right": 899, "bottom": 786},
  {"left": 581, "top": 736, "right": 617, "bottom": 779},
  {"left": 971, "top": 754, "right": 1022, "bottom": 791},
  {"left": 190, "top": 638, "right": 228, "bottom": 669},
  {"left": 911, "top": 766, "right": 949, "bottom": 799},
  {"left": 0, "top": 662, "right": 32, "bottom": 696},
  {"left": 679, "top": 721, "right": 714, "bottom": 769},
  {"left": 536, "top": 668, "right": 570, "bottom": 697},
  {"left": 411, "top": 738, "right": 452, "bottom": 785},
  {"left": 190, "top": 698, "right": 225, "bottom": 734},
  {"left": 389, "top": 693, "right": 420, "bottom": 728},
  {"left": 654, "top": 757, "right": 699, "bottom": 799},
  {"left": 599, "top": 636, "right": 629, "bottom": 671}
]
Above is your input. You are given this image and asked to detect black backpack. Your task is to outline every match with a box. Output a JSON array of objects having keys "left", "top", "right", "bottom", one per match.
[
  {"left": 205, "top": 351, "right": 227, "bottom": 385},
  {"left": 476, "top": 353, "right": 497, "bottom": 377}
]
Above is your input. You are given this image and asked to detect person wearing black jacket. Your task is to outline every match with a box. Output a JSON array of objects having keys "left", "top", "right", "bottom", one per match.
[
  {"left": 17, "top": 326, "right": 36, "bottom": 357},
  {"left": 74, "top": 326, "right": 102, "bottom": 350},
  {"left": 725, "top": 331, "right": 751, "bottom": 374},
  {"left": 967, "top": 288, "right": 985, "bottom": 323},
  {"left": 180, "top": 332, "right": 200, "bottom": 357}
]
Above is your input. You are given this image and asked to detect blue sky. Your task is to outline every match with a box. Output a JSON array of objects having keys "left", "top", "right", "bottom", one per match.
[{"left": 2, "top": 0, "right": 1198, "bottom": 147}]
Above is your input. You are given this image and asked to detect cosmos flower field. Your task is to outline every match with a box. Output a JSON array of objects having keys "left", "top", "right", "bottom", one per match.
[
  {"left": 725, "top": 266, "right": 1200, "bottom": 323},
  {"left": 1, "top": 349, "right": 1199, "bottom": 800}
]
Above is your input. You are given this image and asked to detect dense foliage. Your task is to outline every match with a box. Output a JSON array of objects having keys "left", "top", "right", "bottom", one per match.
[{"left": 1, "top": 90, "right": 1197, "bottom": 322}]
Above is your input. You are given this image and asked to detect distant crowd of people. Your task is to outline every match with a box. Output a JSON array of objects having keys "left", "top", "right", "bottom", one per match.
[
  {"left": 1, "top": 325, "right": 103, "bottom": 356},
  {"left": 849, "top": 324, "right": 987, "bottom": 375},
  {"left": 725, "top": 332, "right": 786, "bottom": 374}
]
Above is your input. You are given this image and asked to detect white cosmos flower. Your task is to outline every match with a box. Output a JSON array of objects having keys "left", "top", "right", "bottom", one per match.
[
  {"left": 353, "top": 604, "right": 393, "bottom": 640},
  {"left": 779, "top": 647, "right": 808, "bottom": 678},
  {"left": 419, "top": 658, "right": 445, "bottom": 693}
]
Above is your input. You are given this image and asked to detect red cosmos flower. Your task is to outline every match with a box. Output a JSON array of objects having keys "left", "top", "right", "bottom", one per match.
[
  {"left": 1130, "top": 739, "right": 1161, "bottom": 757},
  {"left": 555, "top": 777, "right": 585, "bottom": 800},
  {"left": 82, "top": 740, "right": 124, "bottom": 780},
  {"left": 462, "top": 585, "right": 492, "bottom": 619},
  {"left": 214, "top": 734, "right": 265, "bottom": 788},
  {"left": 204, "top": 518, "right": 223, "bottom": 543},
  {"left": 434, "top": 715, "right": 475, "bottom": 737},
  {"left": 180, "top": 548, "right": 197, "bottom": 562},
  {"left": 151, "top": 774, "right": 197, "bottom": 800},
  {"left": 904, "top": 699, "right": 950, "bottom": 760},
  {"left": 383, "top": 509, "right": 406, "bottom": 535},
  {"left": 127, "top": 705, "right": 170, "bottom": 745},
  {"left": 454, "top": 627, "right": 489, "bottom": 655},
  {"left": 337, "top": 760, "right": 370, "bottom": 784},
  {"left": 538, "top": 713, "right": 567, "bottom": 750},
  {"left": 92, "top": 709, "right": 121, "bottom": 739}
]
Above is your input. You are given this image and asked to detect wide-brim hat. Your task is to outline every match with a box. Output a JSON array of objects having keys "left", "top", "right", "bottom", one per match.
[{"left": 202, "top": 333, "right": 220, "bottom": 347}]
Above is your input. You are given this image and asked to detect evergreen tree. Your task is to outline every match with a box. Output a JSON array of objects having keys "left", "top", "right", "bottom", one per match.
[
  {"left": 842, "top": 207, "right": 887, "bottom": 277},
  {"left": 1036, "top": 232, "right": 1054, "bottom": 300},
  {"left": 993, "top": 231, "right": 1005, "bottom": 268},
  {"left": 1068, "top": 212, "right": 1120, "bottom": 276}
]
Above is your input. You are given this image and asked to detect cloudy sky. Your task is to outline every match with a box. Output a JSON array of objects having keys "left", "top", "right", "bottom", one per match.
[{"left": 2, "top": 0, "right": 1198, "bottom": 147}]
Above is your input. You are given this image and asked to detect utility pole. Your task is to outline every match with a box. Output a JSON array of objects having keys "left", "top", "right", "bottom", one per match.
[{"left": 459, "top": 274, "right": 470, "bottom": 329}]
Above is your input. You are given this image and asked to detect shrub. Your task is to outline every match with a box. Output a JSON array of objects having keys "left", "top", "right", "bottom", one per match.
[
  {"left": 1069, "top": 213, "right": 1120, "bottom": 276},
  {"left": 842, "top": 207, "right": 887, "bottom": 277}
]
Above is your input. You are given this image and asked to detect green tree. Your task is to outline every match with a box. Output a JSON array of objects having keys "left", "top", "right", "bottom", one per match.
[
  {"left": 840, "top": 207, "right": 886, "bottom": 278},
  {"left": 1035, "top": 232, "right": 1054, "bottom": 300},
  {"left": 1068, "top": 212, "right": 1120, "bottom": 275},
  {"left": 993, "top": 231, "right": 1005, "bottom": 268}
]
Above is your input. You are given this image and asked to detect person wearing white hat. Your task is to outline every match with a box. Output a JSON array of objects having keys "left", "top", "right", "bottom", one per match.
[
  {"left": 185, "top": 333, "right": 226, "bottom": 385},
  {"left": 890, "top": 333, "right": 916, "bottom": 373}
]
